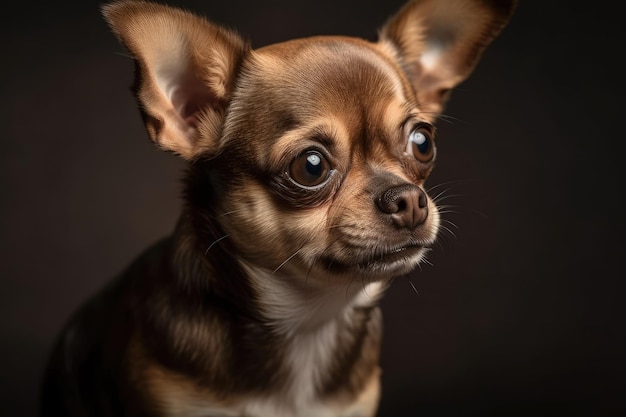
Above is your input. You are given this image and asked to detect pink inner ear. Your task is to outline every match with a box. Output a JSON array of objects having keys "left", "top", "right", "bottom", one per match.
[{"left": 170, "top": 71, "right": 216, "bottom": 128}]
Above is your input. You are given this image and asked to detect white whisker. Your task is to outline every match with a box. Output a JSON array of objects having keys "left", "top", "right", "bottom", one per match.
[
  {"left": 433, "top": 192, "right": 464, "bottom": 204},
  {"left": 441, "top": 219, "right": 459, "bottom": 229},
  {"left": 438, "top": 224, "right": 457, "bottom": 239},
  {"left": 426, "top": 179, "right": 472, "bottom": 194},
  {"left": 421, "top": 256, "right": 434, "bottom": 267},
  {"left": 204, "top": 234, "right": 230, "bottom": 255},
  {"left": 216, "top": 209, "right": 245, "bottom": 218},
  {"left": 407, "top": 278, "right": 419, "bottom": 295},
  {"left": 273, "top": 248, "right": 304, "bottom": 274}
]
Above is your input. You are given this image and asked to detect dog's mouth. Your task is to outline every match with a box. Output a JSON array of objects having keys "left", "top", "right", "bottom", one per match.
[
  {"left": 360, "top": 243, "right": 423, "bottom": 266},
  {"left": 321, "top": 242, "right": 427, "bottom": 275}
]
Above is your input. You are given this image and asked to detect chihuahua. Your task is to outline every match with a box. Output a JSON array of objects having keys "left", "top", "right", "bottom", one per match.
[{"left": 41, "top": 0, "right": 516, "bottom": 416}]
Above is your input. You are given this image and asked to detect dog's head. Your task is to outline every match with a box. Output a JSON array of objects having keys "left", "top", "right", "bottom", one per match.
[{"left": 103, "top": 0, "right": 515, "bottom": 286}]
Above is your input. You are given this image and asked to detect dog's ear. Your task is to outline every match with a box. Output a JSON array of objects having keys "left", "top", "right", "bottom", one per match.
[
  {"left": 102, "top": 1, "right": 248, "bottom": 160},
  {"left": 379, "top": 0, "right": 517, "bottom": 115}
]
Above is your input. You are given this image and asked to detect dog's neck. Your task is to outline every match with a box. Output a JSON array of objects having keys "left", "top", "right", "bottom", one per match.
[
  {"left": 238, "top": 261, "right": 385, "bottom": 413},
  {"left": 239, "top": 260, "right": 386, "bottom": 335}
]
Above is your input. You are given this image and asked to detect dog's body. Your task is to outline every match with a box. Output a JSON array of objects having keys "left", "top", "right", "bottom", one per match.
[{"left": 41, "top": 1, "right": 515, "bottom": 416}]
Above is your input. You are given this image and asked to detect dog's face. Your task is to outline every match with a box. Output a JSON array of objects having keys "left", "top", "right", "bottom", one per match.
[
  {"left": 103, "top": 0, "right": 516, "bottom": 286},
  {"left": 214, "top": 38, "right": 439, "bottom": 282}
]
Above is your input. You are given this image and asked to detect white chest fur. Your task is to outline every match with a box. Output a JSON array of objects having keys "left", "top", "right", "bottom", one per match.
[{"left": 242, "top": 268, "right": 384, "bottom": 417}]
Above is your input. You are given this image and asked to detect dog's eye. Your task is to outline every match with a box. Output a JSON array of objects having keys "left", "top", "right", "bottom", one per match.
[
  {"left": 407, "top": 127, "right": 434, "bottom": 162},
  {"left": 289, "top": 150, "right": 330, "bottom": 187}
]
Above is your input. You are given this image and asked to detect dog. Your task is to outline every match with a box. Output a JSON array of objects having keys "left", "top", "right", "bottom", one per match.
[{"left": 41, "top": 0, "right": 516, "bottom": 416}]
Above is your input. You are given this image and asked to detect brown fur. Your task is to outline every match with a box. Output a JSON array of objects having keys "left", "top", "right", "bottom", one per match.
[{"left": 41, "top": 1, "right": 516, "bottom": 416}]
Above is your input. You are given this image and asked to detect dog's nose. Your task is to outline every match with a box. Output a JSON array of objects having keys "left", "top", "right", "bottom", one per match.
[{"left": 377, "top": 184, "right": 428, "bottom": 229}]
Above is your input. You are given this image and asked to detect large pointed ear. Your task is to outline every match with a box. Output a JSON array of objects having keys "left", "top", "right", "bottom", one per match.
[
  {"left": 379, "top": 0, "right": 517, "bottom": 115},
  {"left": 102, "top": 1, "right": 248, "bottom": 160}
]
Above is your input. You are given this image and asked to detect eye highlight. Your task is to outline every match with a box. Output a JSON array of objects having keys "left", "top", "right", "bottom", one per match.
[
  {"left": 406, "top": 125, "right": 435, "bottom": 162},
  {"left": 289, "top": 150, "right": 331, "bottom": 187}
]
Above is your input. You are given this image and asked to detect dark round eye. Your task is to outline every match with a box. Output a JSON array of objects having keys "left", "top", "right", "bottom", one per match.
[
  {"left": 289, "top": 150, "right": 331, "bottom": 187},
  {"left": 407, "top": 127, "right": 434, "bottom": 162}
]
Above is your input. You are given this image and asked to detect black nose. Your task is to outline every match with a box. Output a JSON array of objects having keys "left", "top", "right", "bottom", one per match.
[{"left": 377, "top": 184, "right": 428, "bottom": 229}]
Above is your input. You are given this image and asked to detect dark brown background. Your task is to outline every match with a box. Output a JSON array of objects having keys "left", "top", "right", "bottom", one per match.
[{"left": 2, "top": 1, "right": 624, "bottom": 416}]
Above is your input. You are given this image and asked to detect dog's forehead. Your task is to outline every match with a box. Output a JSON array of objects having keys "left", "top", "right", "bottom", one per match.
[
  {"left": 225, "top": 37, "right": 416, "bottom": 160},
  {"left": 251, "top": 37, "right": 411, "bottom": 113},
  {"left": 238, "top": 38, "right": 417, "bottom": 125}
]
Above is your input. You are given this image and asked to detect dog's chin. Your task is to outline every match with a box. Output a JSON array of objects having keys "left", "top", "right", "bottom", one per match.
[{"left": 321, "top": 244, "right": 429, "bottom": 279}]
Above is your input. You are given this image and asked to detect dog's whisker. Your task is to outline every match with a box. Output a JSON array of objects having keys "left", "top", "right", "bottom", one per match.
[
  {"left": 438, "top": 224, "right": 456, "bottom": 237},
  {"left": 438, "top": 224, "right": 458, "bottom": 239},
  {"left": 204, "top": 234, "right": 230, "bottom": 255},
  {"left": 433, "top": 193, "right": 465, "bottom": 204},
  {"left": 436, "top": 115, "right": 461, "bottom": 125},
  {"left": 432, "top": 236, "right": 447, "bottom": 251},
  {"left": 426, "top": 178, "right": 475, "bottom": 194},
  {"left": 273, "top": 247, "right": 304, "bottom": 274},
  {"left": 215, "top": 209, "right": 246, "bottom": 218},
  {"left": 407, "top": 278, "right": 420, "bottom": 295},
  {"left": 328, "top": 224, "right": 355, "bottom": 230},
  {"left": 114, "top": 52, "right": 133, "bottom": 59},
  {"left": 430, "top": 186, "right": 455, "bottom": 202},
  {"left": 414, "top": 110, "right": 465, "bottom": 125},
  {"left": 441, "top": 219, "right": 460, "bottom": 229},
  {"left": 436, "top": 204, "right": 459, "bottom": 210},
  {"left": 434, "top": 194, "right": 465, "bottom": 203}
]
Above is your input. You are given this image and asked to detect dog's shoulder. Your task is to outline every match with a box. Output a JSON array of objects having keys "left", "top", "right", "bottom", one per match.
[{"left": 40, "top": 237, "right": 174, "bottom": 416}]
